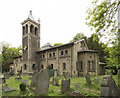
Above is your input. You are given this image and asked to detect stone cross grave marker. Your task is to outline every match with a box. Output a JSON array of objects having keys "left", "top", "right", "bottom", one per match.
[
  {"left": 100, "top": 75, "right": 119, "bottom": 97},
  {"left": 35, "top": 69, "right": 50, "bottom": 96},
  {"left": 30, "top": 70, "right": 38, "bottom": 86},
  {"left": 61, "top": 79, "right": 70, "bottom": 94},
  {"left": 85, "top": 72, "right": 92, "bottom": 86}
]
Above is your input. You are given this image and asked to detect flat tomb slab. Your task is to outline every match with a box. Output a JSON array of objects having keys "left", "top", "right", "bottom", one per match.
[{"left": 2, "top": 86, "right": 16, "bottom": 93}]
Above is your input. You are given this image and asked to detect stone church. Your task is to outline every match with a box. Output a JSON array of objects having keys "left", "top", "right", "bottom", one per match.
[{"left": 13, "top": 11, "right": 102, "bottom": 76}]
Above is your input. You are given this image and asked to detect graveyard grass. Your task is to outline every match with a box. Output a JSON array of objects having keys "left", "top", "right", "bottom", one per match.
[{"left": 2, "top": 75, "right": 118, "bottom": 96}]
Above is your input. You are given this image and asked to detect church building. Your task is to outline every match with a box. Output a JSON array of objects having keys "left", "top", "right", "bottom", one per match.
[{"left": 13, "top": 11, "right": 101, "bottom": 76}]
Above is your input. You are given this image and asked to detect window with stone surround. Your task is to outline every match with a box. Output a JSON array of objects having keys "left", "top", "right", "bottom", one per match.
[
  {"left": 35, "top": 27, "right": 38, "bottom": 35},
  {"left": 49, "top": 53, "right": 52, "bottom": 58},
  {"left": 65, "top": 50, "right": 68, "bottom": 55},
  {"left": 23, "top": 26, "right": 25, "bottom": 35},
  {"left": 32, "top": 64, "right": 36, "bottom": 70},
  {"left": 30, "top": 25, "right": 34, "bottom": 33},
  {"left": 26, "top": 24, "right": 28, "bottom": 33},
  {"left": 41, "top": 65, "right": 44, "bottom": 69},
  {"left": 53, "top": 53, "right": 55, "bottom": 57},
  {"left": 24, "top": 64, "right": 27, "bottom": 70},
  {"left": 43, "top": 54, "right": 45, "bottom": 58},
  {"left": 63, "top": 63, "right": 66, "bottom": 70},
  {"left": 61, "top": 51, "right": 63, "bottom": 56}
]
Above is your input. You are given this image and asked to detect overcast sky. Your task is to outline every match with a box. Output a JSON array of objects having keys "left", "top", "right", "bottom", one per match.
[{"left": 0, "top": 0, "right": 94, "bottom": 48}]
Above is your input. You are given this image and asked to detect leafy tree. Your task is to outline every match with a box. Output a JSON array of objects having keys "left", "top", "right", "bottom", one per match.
[
  {"left": 54, "top": 43, "right": 62, "bottom": 46},
  {"left": 86, "top": 0, "right": 120, "bottom": 73},
  {"left": 87, "top": 33, "right": 107, "bottom": 62},
  {"left": 0, "top": 41, "right": 22, "bottom": 72},
  {"left": 70, "top": 33, "right": 87, "bottom": 42}
]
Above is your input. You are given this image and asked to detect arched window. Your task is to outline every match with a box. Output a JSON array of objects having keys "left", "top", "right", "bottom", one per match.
[
  {"left": 32, "top": 64, "right": 36, "bottom": 70},
  {"left": 24, "top": 64, "right": 27, "bottom": 70},
  {"left": 63, "top": 63, "right": 66, "bottom": 70},
  {"left": 23, "top": 26, "right": 25, "bottom": 35},
  {"left": 61, "top": 51, "right": 63, "bottom": 56},
  {"left": 26, "top": 24, "right": 28, "bottom": 33},
  {"left": 35, "top": 27, "right": 38, "bottom": 35},
  {"left": 41, "top": 65, "right": 44, "bottom": 69},
  {"left": 49, "top": 53, "right": 52, "bottom": 58},
  {"left": 53, "top": 53, "right": 55, "bottom": 57},
  {"left": 65, "top": 50, "right": 68, "bottom": 55},
  {"left": 51, "top": 64, "right": 53, "bottom": 69},
  {"left": 30, "top": 25, "right": 34, "bottom": 33},
  {"left": 43, "top": 54, "right": 45, "bottom": 58}
]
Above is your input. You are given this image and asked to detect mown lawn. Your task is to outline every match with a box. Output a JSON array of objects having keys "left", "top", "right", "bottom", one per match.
[{"left": 1, "top": 75, "right": 118, "bottom": 97}]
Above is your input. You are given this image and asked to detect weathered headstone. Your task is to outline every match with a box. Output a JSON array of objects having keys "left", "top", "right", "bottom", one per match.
[
  {"left": 52, "top": 77, "right": 59, "bottom": 86},
  {"left": 2, "top": 77, "right": 7, "bottom": 86},
  {"left": 4, "top": 73, "right": 9, "bottom": 79},
  {"left": 15, "top": 70, "right": 22, "bottom": 79},
  {"left": 94, "top": 78, "right": 99, "bottom": 84},
  {"left": 85, "top": 72, "right": 91, "bottom": 86},
  {"left": 35, "top": 69, "right": 50, "bottom": 96},
  {"left": 100, "top": 75, "right": 119, "bottom": 97},
  {"left": 2, "top": 86, "right": 16, "bottom": 93},
  {"left": 30, "top": 70, "right": 38, "bottom": 86},
  {"left": 61, "top": 79, "right": 70, "bottom": 94}
]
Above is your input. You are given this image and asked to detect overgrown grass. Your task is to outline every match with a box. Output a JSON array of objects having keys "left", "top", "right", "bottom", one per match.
[{"left": 1, "top": 75, "right": 118, "bottom": 97}]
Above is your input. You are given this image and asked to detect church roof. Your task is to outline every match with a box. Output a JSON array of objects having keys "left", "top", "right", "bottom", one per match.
[
  {"left": 78, "top": 50, "right": 98, "bottom": 53},
  {"left": 36, "top": 39, "right": 86, "bottom": 53}
]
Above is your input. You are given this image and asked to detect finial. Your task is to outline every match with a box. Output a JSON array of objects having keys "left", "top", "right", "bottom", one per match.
[{"left": 28, "top": 10, "right": 35, "bottom": 21}]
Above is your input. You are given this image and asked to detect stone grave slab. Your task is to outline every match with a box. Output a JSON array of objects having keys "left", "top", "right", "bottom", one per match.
[
  {"left": 30, "top": 70, "right": 38, "bottom": 86},
  {"left": 35, "top": 69, "right": 50, "bottom": 96},
  {"left": 85, "top": 72, "right": 92, "bottom": 86},
  {"left": 100, "top": 75, "right": 119, "bottom": 97},
  {"left": 2, "top": 86, "right": 16, "bottom": 93},
  {"left": 61, "top": 79, "right": 70, "bottom": 94},
  {"left": 52, "top": 77, "right": 59, "bottom": 86}
]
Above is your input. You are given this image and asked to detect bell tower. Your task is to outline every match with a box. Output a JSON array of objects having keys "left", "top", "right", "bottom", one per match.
[{"left": 21, "top": 11, "right": 40, "bottom": 73}]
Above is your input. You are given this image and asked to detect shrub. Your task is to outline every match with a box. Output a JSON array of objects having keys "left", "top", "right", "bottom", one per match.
[{"left": 19, "top": 83, "right": 26, "bottom": 91}]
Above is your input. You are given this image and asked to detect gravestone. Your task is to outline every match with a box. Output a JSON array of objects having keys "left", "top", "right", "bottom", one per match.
[
  {"left": 30, "top": 70, "right": 38, "bottom": 86},
  {"left": 85, "top": 72, "right": 91, "bottom": 86},
  {"left": 15, "top": 70, "right": 22, "bottom": 79},
  {"left": 52, "top": 77, "right": 59, "bottom": 86},
  {"left": 4, "top": 73, "right": 9, "bottom": 79},
  {"left": 2, "top": 86, "right": 16, "bottom": 93},
  {"left": 52, "top": 69, "right": 59, "bottom": 86},
  {"left": 35, "top": 69, "right": 50, "bottom": 96},
  {"left": 61, "top": 79, "right": 70, "bottom": 94},
  {"left": 2, "top": 77, "right": 7, "bottom": 86},
  {"left": 100, "top": 75, "right": 119, "bottom": 97},
  {"left": 94, "top": 78, "right": 99, "bottom": 84}
]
